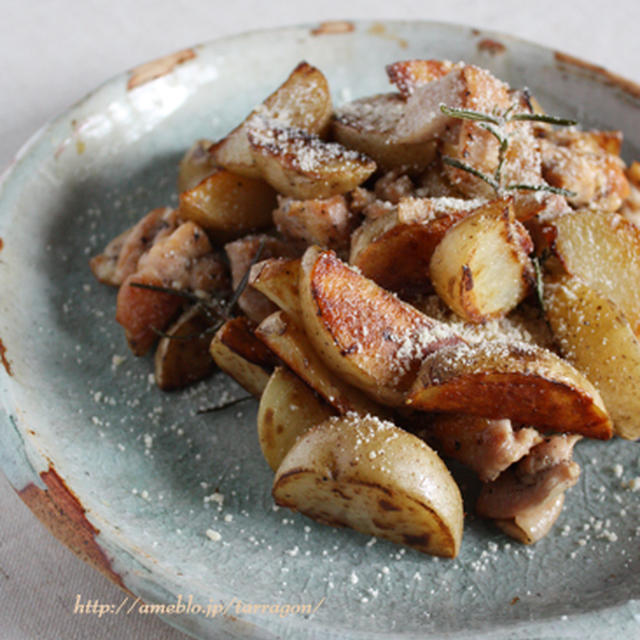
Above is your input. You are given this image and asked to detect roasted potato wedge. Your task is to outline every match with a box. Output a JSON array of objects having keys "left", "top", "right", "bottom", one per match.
[
  {"left": 332, "top": 93, "right": 438, "bottom": 172},
  {"left": 210, "top": 62, "right": 333, "bottom": 178},
  {"left": 179, "top": 169, "right": 276, "bottom": 242},
  {"left": 248, "top": 123, "right": 375, "bottom": 199},
  {"left": 257, "top": 366, "right": 335, "bottom": 471},
  {"left": 272, "top": 413, "right": 464, "bottom": 557},
  {"left": 154, "top": 306, "right": 216, "bottom": 390},
  {"left": 429, "top": 198, "right": 534, "bottom": 322},
  {"left": 349, "top": 196, "right": 476, "bottom": 295},
  {"left": 255, "top": 310, "right": 381, "bottom": 416},
  {"left": 543, "top": 271, "right": 640, "bottom": 439},
  {"left": 543, "top": 209, "right": 640, "bottom": 336},
  {"left": 407, "top": 341, "right": 613, "bottom": 439},
  {"left": 249, "top": 257, "right": 302, "bottom": 325},
  {"left": 177, "top": 139, "right": 217, "bottom": 193},
  {"left": 300, "top": 246, "right": 462, "bottom": 406},
  {"left": 209, "top": 317, "right": 278, "bottom": 396}
]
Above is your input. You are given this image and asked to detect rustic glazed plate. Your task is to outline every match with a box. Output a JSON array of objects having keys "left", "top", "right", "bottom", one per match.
[{"left": 0, "top": 20, "right": 639, "bottom": 640}]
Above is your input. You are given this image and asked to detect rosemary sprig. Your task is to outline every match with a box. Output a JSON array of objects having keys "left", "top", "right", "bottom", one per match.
[
  {"left": 439, "top": 104, "right": 501, "bottom": 125},
  {"left": 441, "top": 156, "right": 499, "bottom": 191},
  {"left": 505, "top": 183, "right": 577, "bottom": 197},
  {"left": 196, "top": 395, "right": 253, "bottom": 414},
  {"left": 509, "top": 113, "right": 578, "bottom": 126},
  {"left": 439, "top": 101, "right": 578, "bottom": 198}
]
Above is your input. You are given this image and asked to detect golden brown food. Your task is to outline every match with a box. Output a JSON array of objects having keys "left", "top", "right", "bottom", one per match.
[
  {"left": 248, "top": 257, "right": 302, "bottom": 325},
  {"left": 429, "top": 198, "right": 534, "bottom": 322},
  {"left": 209, "top": 317, "right": 278, "bottom": 396},
  {"left": 299, "top": 246, "right": 462, "bottom": 406},
  {"left": 210, "top": 62, "right": 333, "bottom": 177},
  {"left": 179, "top": 169, "right": 276, "bottom": 242},
  {"left": 273, "top": 413, "right": 464, "bottom": 557},
  {"left": 255, "top": 310, "right": 381, "bottom": 416},
  {"left": 349, "top": 196, "right": 476, "bottom": 296},
  {"left": 407, "top": 341, "right": 613, "bottom": 439},
  {"left": 542, "top": 209, "right": 640, "bottom": 335},
  {"left": 543, "top": 271, "right": 640, "bottom": 439},
  {"left": 248, "top": 122, "right": 376, "bottom": 199}
]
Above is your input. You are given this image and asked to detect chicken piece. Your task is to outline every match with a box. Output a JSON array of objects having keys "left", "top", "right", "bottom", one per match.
[
  {"left": 116, "top": 221, "right": 229, "bottom": 355},
  {"left": 540, "top": 134, "right": 629, "bottom": 212},
  {"left": 423, "top": 415, "right": 543, "bottom": 482},
  {"left": 476, "top": 434, "right": 581, "bottom": 521},
  {"left": 90, "top": 207, "right": 179, "bottom": 287},
  {"left": 272, "top": 195, "right": 357, "bottom": 253},
  {"left": 495, "top": 493, "right": 566, "bottom": 544},
  {"left": 374, "top": 170, "right": 416, "bottom": 204},
  {"left": 89, "top": 227, "right": 132, "bottom": 286},
  {"left": 225, "top": 234, "right": 302, "bottom": 323},
  {"left": 386, "top": 59, "right": 456, "bottom": 98}
]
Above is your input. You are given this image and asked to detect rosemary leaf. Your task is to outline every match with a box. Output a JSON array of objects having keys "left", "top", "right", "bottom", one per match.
[
  {"left": 442, "top": 156, "right": 499, "bottom": 191},
  {"left": 505, "top": 183, "right": 577, "bottom": 198},
  {"left": 196, "top": 395, "right": 253, "bottom": 414},
  {"left": 439, "top": 104, "right": 502, "bottom": 125},
  {"left": 509, "top": 113, "right": 577, "bottom": 126}
]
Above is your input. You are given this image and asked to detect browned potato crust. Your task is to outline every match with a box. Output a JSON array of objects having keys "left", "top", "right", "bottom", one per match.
[{"left": 407, "top": 341, "right": 613, "bottom": 439}]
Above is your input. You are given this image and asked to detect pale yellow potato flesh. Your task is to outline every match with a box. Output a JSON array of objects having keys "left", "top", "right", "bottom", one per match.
[
  {"left": 429, "top": 198, "right": 534, "bottom": 322},
  {"left": 249, "top": 257, "right": 302, "bottom": 326},
  {"left": 210, "top": 62, "right": 333, "bottom": 178},
  {"left": 545, "top": 209, "right": 640, "bottom": 336},
  {"left": 543, "top": 271, "right": 640, "bottom": 440},
  {"left": 179, "top": 168, "right": 276, "bottom": 242},
  {"left": 257, "top": 366, "right": 335, "bottom": 472},
  {"left": 255, "top": 310, "right": 382, "bottom": 416},
  {"left": 407, "top": 341, "right": 613, "bottom": 439},
  {"left": 273, "top": 414, "right": 464, "bottom": 557},
  {"left": 299, "top": 246, "right": 462, "bottom": 406}
]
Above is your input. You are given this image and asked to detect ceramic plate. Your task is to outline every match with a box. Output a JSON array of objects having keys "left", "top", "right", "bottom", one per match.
[{"left": 0, "top": 20, "right": 639, "bottom": 640}]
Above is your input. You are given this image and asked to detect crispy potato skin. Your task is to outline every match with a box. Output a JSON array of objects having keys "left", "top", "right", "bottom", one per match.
[
  {"left": 255, "top": 310, "right": 381, "bottom": 416},
  {"left": 179, "top": 169, "right": 277, "bottom": 242},
  {"left": 407, "top": 342, "right": 613, "bottom": 439},
  {"left": 257, "top": 366, "right": 335, "bottom": 471},
  {"left": 273, "top": 414, "right": 464, "bottom": 557},
  {"left": 300, "top": 247, "right": 462, "bottom": 406},
  {"left": 350, "top": 197, "right": 473, "bottom": 296},
  {"left": 544, "top": 271, "right": 640, "bottom": 440},
  {"left": 249, "top": 258, "right": 302, "bottom": 325},
  {"left": 209, "top": 317, "right": 278, "bottom": 396},
  {"left": 154, "top": 306, "right": 216, "bottom": 390}
]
